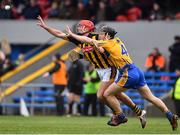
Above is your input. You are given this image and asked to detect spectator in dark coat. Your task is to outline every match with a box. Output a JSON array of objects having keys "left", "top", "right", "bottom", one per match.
[
  {"left": 67, "top": 61, "right": 84, "bottom": 116},
  {"left": 22, "top": 0, "right": 40, "bottom": 19},
  {"left": 59, "top": 0, "right": 75, "bottom": 19},
  {"left": 169, "top": 35, "right": 180, "bottom": 72}
]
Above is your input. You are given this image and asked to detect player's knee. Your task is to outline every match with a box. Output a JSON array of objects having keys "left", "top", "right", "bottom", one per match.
[
  {"left": 97, "top": 92, "right": 104, "bottom": 101},
  {"left": 103, "top": 91, "right": 110, "bottom": 99}
]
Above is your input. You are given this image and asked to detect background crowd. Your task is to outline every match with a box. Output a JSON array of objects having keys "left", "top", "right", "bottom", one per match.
[{"left": 0, "top": 0, "right": 180, "bottom": 21}]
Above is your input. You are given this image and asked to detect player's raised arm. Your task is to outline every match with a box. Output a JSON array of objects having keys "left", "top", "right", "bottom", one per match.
[
  {"left": 37, "top": 16, "right": 67, "bottom": 40},
  {"left": 66, "top": 26, "right": 96, "bottom": 44},
  {"left": 66, "top": 26, "right": 105, "bottom": 53}
]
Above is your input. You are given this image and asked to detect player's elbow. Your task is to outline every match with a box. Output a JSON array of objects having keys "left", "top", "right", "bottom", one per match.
[{"left": 103, "top": 92, "right": 109, "bottom": 99}]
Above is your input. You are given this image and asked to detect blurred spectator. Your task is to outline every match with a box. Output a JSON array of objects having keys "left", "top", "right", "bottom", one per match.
[
  {"left": 83, "top": 64, "right": 105, "bottom": 116},
  {"left": 172, "top": 67, "right": 180, "bottom": 116},
  {"left": 86, "top": 0, "right": 98, "bottom": 21},
  {"left": 97, "top": 0, "right": 112, "bottom": 21},
  {"left": 67, "top": 61, "right": 84, "bottom": 116},
  {"left": 0, "top": 39, "right": 15, "bottom": 76},
  {"left": 164, "top": 14, "right": 174, "bottom": 21},
  {"left": 169, "top": 0, "right": 180, "bottom": 15},
  {"left": 145, "top": 47, "right": 166, "bottom": 72},
  {"left": 22, "top": 0, "right": 40, "bottom": 19},
  {"left": 11, "top": 1, "right": 25, "bottom": 19},
  {"left": 59, "top": 0, "right": 75, "bottom": 19},
  {"left": 169, "top": 35, "right": 180, "bottom": 72},
  {"left": 43, "top": 53, "right": 68, "bottom": 116},
  {"left": 136, "top": 0, "right": 155, "bottom": 19},
  {"left": 0, "top": 38, "right": 11, "bottom": 59},
  {"left": 114, "top": 0, "right": 142, "bottom": 22},
  {"left": 38, "top": 0, "right": 50, "bottom": 19},
  {"left": 0, "top": 1, "right": 12, "bottom": 19},
  {"left": 97, "top": 1, "right": 106, "bottom": 21},
  {"left": 0, "top": 49, "right": 5, "bottom": 76},
  {"left": 110, "top": 0, "right": 128, "bottom": 18},
  {"left": 83, "top": 64, "right": 99, "bottom": 116},
  {"left": 127, "top": 7, "right": 142, "bottom": 21},
  {"left": 175, "top": 12, "right": 180, "bottom": 20},
  {"left": 15, "top": 53, "right": 25, "bottom": 66},
  {"left": 48, "top": 1, "right": 60, "bottom": 19},
  {"left": 73, "top": 1, "right": 89, "bottom": 20},
  {"left": 116, "top": 15, "right": 128, "bottom": 22},
  {"left": 97, "top": 0, "right": 114, "bottom": 21},
  {"left": 149, "top": 3, "right": 164, "bottom": 20},
  {"left": 1, "top": 58, "right": 16, "bottom": 76},
  {"left": 0, "top": 0, "right": 180, "bottom": 21},
  {"left": 0, "top": 49, "right": 5, "bottom": 62}
]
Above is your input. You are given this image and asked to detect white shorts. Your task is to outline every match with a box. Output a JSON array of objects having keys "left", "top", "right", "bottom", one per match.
[{"left": 96, "top": 67, "right": 118, "bottom": 82}]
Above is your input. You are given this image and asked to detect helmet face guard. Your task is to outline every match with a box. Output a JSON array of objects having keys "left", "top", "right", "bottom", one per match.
[
  {"left": 76, "top": 24, "right": 89, "bottom": 35},
  {"left": 76, "top": 20, "right": 95, "bottom": 35}
]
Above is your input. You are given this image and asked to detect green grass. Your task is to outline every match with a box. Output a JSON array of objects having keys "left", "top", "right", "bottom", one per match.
[{"left": 0, "top": 116, "right": 179, "bottom": 134}]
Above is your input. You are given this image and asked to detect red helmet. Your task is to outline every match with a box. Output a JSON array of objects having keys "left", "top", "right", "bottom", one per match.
[{"left": 77, "top": 20, "right": 95, "bottom": 34}]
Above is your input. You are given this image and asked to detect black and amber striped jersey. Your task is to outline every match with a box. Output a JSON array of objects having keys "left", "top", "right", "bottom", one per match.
[{"left": 67, "top": 33, "right": 113, "bottom": 69}]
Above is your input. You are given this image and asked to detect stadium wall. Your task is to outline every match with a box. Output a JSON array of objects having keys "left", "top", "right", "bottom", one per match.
[{"left": 0, "top": 20, "right": 180, "bottom": 70}]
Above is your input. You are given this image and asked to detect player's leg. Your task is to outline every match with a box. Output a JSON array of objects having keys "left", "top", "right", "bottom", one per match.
[
  {"left": 97, "top": 80, "right": 119, "bottom": 114},
  {"left": 104, "top": 83, "right": 126, "bottom": 114},
  {"left": 96, "top": 68, "right": 119, "bottom": 114},
  {"left": 97, "top": 80, "right": 143, "bottom": 117},
  {"left": 97, "top": 80, "right": 113, "bottom": 103},
  {"left": 113, "top": 68, "right": 144, "bottom": 116},
  {"left": 138, "top": 85, "right": 178, "bottom": 130},
  {"left": 74, "top": 94, "right": 82, "bottom": 115},
  {"left": 104, "top": 83, "right": 128, "bottom": 126},
  {"left": 97, "top": 68, "right": 143, "bottom": 116},
  {"left": 116, "top": 92, "right": 143, "bottom": 116},
  {"left": 105, "top": 66, "right": 147, "bottom": 128},
  {"left": 54, "top": 85, "right": 65, "bottom": 115},
  {"left": 67, "top": 92, "right": 74, "bottom": 115},
  {"left": 139, "top": 85, "right": 169, "bottom": 112},
  {"left": 135, "top": 65, "right": 178, "bottom": 130}
]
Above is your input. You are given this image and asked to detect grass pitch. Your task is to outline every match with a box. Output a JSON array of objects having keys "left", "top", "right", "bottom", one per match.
[{"left": 0, "top": 116, "right": 179, "bottom": 134}]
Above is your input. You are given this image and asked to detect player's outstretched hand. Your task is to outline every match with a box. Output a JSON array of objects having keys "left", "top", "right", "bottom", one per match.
[
  {"left": 37, "top": 15, "right": 47, "bottom": 29},
  {"left": 65, "top": 26, "right": 73, "bottom": 36}
]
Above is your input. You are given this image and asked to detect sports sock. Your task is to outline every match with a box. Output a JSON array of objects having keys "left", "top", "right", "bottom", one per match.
[
  {"left": 132, "top": 105, "right": 142, "bottom": 116},
  {"left": 117, "top": 113, "right": 126, "bottom": 121},
  {"left": 77, "top": 103, "right": 82, "bottom": 114},
  {"left": 69, "top": 102, "right": 74, "bottom": 114},
  {"left": 166, "top": 111, "right": 173, "bottom": 122}
]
